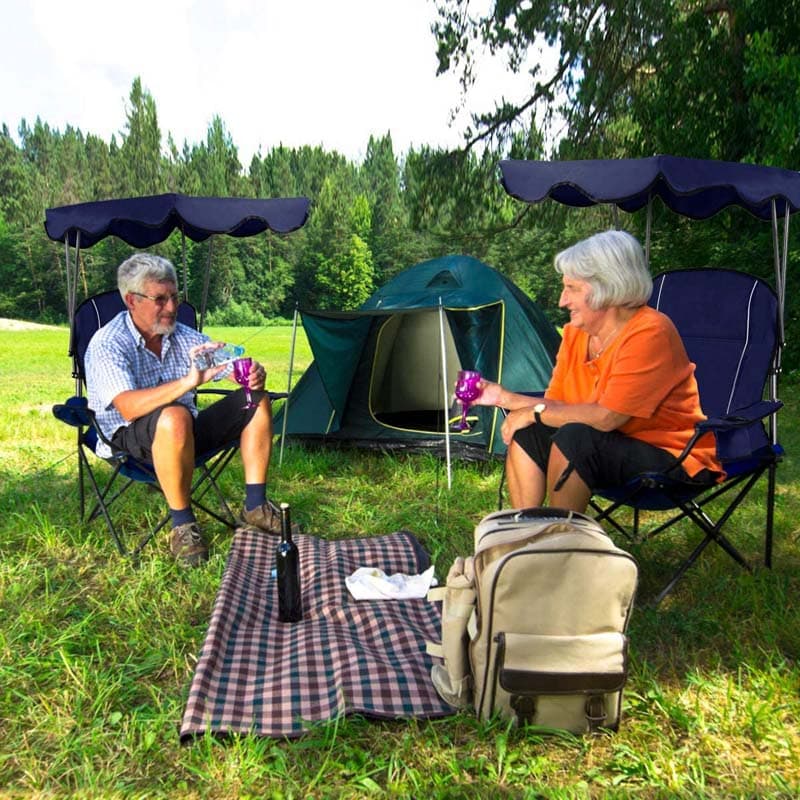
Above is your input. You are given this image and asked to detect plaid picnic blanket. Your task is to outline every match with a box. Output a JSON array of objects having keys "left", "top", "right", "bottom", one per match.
[{"left": 180, "top": 527, "right": 454, "bottom": 739}]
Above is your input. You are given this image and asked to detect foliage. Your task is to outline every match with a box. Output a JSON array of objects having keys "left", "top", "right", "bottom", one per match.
[
  {"left": 204, "top": 298, "right": 269, "bottom": 327},
  {"left": 429, "top": 0, "right": 800, "bottom": 364},
  {"left": 2, "top": 9, "right": 800, "bottom": 363}
]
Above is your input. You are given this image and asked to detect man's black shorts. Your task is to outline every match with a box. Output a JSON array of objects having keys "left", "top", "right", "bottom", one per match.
[{"left": 111, "top": 388, "right": 263, "bottom": 463}]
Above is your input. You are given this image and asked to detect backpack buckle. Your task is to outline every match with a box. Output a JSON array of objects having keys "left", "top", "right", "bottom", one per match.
[
  {"left": 510, "top": 694, "right": 537, "bottom": 726},
  {"left": 585, "top": 694, "right": 607, "bottom": 732}
]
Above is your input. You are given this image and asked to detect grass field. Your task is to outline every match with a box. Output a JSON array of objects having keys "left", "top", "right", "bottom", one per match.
[{"left": 0, "top": 324, "right": 798, "bottom": 799}]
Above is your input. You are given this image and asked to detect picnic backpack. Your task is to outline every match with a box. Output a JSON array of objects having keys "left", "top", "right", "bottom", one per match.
[{"left": 426, "top": 508, "right": 638, "bottom": 733}]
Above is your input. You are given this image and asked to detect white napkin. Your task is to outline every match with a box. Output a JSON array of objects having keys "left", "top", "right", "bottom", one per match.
[{"left": 345, "top": 565, "right": 437, "bottom": 600}]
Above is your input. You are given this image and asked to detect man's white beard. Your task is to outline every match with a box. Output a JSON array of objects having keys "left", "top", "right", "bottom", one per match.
[{"left": 153, "top": 320, "right": 176, "bottom": 336}]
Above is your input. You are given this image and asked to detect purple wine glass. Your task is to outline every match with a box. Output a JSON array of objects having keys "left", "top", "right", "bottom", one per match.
[
  {"left": 232, "top": 357, "right": 257, "bottom": 409},
  {"left": 453, "top": 369, "right": 481, "bottom": 431}
]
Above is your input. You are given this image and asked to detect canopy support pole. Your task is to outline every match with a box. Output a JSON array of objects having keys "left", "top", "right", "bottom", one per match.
[
  {"left": 439, "top": 299, "right": 452, "bottom": 490},
  {"left": 64, "top": 237, "right": 73, "bottom": 331},
  {"left": 279, "top": 305, "right": 299, "bottom": 467},
  {"left": 769, "top": 201, "right": 790, "bottom": 447},
  {"left": 181, "top": 229, "right": 189, "bottom": 302},
  {"left": 200, "top": 239, "right": 213, "bottom": 332},
  {"left": 66, "top": 232, "right": 81, "bottom": 395},
  {"left": 645, "top": 195, "right": 653, "bottom": 268}
]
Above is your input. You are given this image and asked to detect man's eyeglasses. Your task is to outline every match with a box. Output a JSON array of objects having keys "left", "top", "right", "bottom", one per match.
[{"left": 132, "top": 291, "right": 181, "bottom": 306}]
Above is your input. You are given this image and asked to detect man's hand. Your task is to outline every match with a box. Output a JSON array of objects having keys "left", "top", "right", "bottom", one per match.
[
  {"left": 247, "top": 360, "right": 267, "bottom": 392},
  {"left": 188, "top": 343, "right": 227, "bottom": 387}
]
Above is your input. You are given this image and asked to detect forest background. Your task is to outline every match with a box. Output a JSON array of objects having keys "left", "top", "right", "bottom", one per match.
[{"left": 2, "top": 0, "right": 800, "bottom": 369}]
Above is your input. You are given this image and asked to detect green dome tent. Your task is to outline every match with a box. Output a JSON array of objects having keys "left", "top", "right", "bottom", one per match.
[{"left": 275, "top": 254, "right": 560, "bottom": 460}]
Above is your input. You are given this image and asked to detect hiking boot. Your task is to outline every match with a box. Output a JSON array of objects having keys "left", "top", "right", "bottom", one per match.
[
  {"left": 241, "top": 500, "right": 302, "bottom": 536},
  {"left": 169, "top": 522, "right": 209, "bottom": 567}
]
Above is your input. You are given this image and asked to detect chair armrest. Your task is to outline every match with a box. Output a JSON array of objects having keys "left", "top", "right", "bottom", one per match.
[
  {"left": 52, "top": 395, "right": 124, "bottom": 456},
  {"left": 663, "top": 399, "right": 782, "bottom": 475},
  {"left": 52, "top": 396, "right": 92, "bottom": 427},
  {"left": 197, "top": 388, "right": 288, "bottom": 401},
  {"left": 697, "top": 400, "right": 783, "bottom": 434}
]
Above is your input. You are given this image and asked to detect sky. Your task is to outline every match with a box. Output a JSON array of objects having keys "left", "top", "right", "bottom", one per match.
[{"left": 0, "top": 0, "right": 541, "bottom": 165}]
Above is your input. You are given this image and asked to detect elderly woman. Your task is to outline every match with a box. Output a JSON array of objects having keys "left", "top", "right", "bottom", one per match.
[{"left": 473, "top": 229, "right": 723, "bottom": 512}]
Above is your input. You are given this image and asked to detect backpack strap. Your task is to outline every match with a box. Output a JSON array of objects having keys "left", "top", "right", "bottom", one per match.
[{"left": 425, "top": 556, "right": 477, "bottom": 709}]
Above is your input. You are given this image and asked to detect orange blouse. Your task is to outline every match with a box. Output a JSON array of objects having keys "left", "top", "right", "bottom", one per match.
[{"left": 546, "top": 306, "right": 722, "bottom": 478}]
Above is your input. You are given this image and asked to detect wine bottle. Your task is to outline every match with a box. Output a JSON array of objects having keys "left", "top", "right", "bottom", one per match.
[{"left": 276, "top": 502, "right": 302, "bottom": 623}]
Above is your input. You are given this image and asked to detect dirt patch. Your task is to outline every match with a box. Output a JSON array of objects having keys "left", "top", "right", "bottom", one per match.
[{"left": 0, "top": 318, "right": 63, "bottom": 331}]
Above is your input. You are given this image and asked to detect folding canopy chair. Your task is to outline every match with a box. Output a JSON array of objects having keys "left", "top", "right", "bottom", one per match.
[
  {"left": 498, "top": 156, "right": 800, "bottom": 602},
  {"left": 52, "top": 290, "right": 243, "bottom": 558},
  {"left": 46, "top": 193, "right": 311, "bottom": 559}
]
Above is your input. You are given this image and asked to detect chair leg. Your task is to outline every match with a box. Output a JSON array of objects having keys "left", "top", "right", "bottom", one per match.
[
  {"left": 131, "top": 512, "right": 172, "bottom": 560},
  {"left": 653, "top": 534, "right": 715, "bottom": 606},
  {"left": 77, "top": 430, "right": 86, "bottom": 521},
  {"left": 189, "top": 448, "right": 238, "bottom": 528},
  {"left": 590, "top": 498, "right": 637, "bottom": 541},
  {"left": 765, "top": 462, "right": 776, "bottom": 568},
  {"left": 78, "top": 451, "right": 129, "bottom": 557},
  {"left": 497, "top": 463, "right": 506, "bottom": 510}
]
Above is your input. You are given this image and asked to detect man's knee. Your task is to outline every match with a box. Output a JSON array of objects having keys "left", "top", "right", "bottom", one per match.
[{"left": 154, "top": 403, "right": 194, "bottom": 441}]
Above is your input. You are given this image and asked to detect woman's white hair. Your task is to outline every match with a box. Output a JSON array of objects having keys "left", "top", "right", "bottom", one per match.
[
  {"left": 117, "top": 253, "right": 177, "bottom": 298},
  {"left": 554, "top": 230, "right": 652, "bottom": 310}
]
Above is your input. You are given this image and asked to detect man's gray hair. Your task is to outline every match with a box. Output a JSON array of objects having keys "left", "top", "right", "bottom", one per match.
[
  {"left": 117, "top": 253, "right": 178, "bottom": 299},
  {"left": 554, "top": 230, "right": 652, "bottom": 310}
]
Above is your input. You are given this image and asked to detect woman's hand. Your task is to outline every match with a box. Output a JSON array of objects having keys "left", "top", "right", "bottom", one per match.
[
  {"left": 471, "top": 379, "right": 503, "bottom": 407},
  {"left": 500, "top": 407, "right": 534, "bottom": 445}
]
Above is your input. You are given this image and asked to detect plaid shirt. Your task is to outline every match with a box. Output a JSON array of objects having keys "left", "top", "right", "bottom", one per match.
[{"left": 85, "top": 311, "right": 209, "bottom": 458}]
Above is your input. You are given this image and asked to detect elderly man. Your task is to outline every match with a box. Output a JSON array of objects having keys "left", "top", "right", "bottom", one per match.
[{"left": 85, "top": 252, "right": 294, "bottom": 566}]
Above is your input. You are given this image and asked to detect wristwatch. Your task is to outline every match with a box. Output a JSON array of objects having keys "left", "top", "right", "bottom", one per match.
[{"left": 534, "top": 402, "right": 546, "bottom": 425}]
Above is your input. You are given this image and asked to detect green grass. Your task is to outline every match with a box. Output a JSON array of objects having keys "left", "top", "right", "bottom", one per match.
[{"left": 1, "top": 326, "right": 798, "bottom": 799}]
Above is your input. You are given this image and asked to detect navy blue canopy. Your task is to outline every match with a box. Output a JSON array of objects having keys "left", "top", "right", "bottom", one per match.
[
  {"left": 45, "top": 193, "right": 311, "bottom": 248},
  {"left": 499, "top": 156, "right": 800, "bottom": 221}
]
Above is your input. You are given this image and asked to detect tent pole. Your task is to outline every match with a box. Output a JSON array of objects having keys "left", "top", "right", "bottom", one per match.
[
  {"left": 645, "top": 195, "right": 653, "bottom": 268},
  {"left": 279, "top": 305, "right": 299, "bottom": 467},
  {"left": 438, "top": 299, "right": 452, "bottom": 490}
]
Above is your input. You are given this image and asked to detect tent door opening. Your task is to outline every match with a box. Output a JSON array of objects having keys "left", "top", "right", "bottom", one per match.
[{"left": 369, "top": 310, "right": 467, "bottom": 433}]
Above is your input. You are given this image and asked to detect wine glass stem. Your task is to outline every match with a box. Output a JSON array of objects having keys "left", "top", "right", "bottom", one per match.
[{"left": 460, "top": 401, "right": 469, "bottom": 430}]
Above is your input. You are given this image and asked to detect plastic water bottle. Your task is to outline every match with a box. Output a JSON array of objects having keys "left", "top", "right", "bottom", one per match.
[
  {"left": 193, "top": 343, "right": 244, "bottom": 370},
  {"left": 276, "top": 503, "right": 302, "bottom": 623}
]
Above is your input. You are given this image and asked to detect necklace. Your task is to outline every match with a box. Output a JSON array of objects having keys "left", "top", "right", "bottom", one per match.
[{"left": 589, "top": 326, "right": 620, "bottom": 359}]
